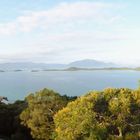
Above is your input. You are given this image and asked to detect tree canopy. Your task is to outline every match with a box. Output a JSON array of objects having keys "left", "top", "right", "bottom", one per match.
[
  {"left": 0, "top": 88, "right": 139, "bottom": 140},
  {"left": 54, "top": 88, "right": 140, "bottom": 140},
  {"left": 20, "top": 88, "right": 74, "bottom": 140}
]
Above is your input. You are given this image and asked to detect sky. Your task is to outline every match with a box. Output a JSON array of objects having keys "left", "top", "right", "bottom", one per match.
[{"left": 0, "top": 0, "right": 140, "bottom": 66}]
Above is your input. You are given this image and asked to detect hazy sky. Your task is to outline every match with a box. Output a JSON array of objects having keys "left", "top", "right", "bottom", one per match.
[{"left": 0, "top": 0, "right": 140, "bottom": 66}]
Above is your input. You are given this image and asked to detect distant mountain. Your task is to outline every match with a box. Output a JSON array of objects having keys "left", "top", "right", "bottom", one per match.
[
  {"left": 0, "top": 62, "right": 66, "bottom": 70},
  {"left": 0, "top": 59, "right": 118, "bottom": 70},
  {"left": 68, "top": 59, "right": 117, "bottom": 68}
]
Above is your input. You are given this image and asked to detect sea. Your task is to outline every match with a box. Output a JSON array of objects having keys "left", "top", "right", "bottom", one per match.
[{"left": 0, "top": 70, "right": 140, "bottom": 101}]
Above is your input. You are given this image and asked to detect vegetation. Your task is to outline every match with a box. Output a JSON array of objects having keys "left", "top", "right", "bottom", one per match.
[
  {"left": 0, "top": 100, "right": 32, "bottom": 140},
  {"left": 20, "top": 88, "right": 76, "bottom": 140},
  {"left": 0, "top": 88, "right": 139, "bottom": 140},
  {"left": 54, "top": 88, "right": 140, "bottom": 140},
  {"left": 40, "top": 67, "right": 140, "bottom": 71}
]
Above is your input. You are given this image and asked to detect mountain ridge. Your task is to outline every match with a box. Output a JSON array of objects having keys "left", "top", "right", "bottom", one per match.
[{"left": 0, "top": 59, "right": 119, "bottom": 70}]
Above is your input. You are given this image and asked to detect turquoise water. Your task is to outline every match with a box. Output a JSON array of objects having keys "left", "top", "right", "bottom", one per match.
[{"left": 0, "top": 70, "right": 140, "bottom": 101}]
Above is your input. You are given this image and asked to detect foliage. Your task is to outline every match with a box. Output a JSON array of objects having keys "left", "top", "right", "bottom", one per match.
[
  {"left": 0, "top": 100, "right": 32, "bottom": 140},
  {"left": 0, "top": 87, "right": 140, "bottom": 140},
  {"left": 54, "top": 88, "right": 140, "bottom": 140},
  {"left": 20, "top": 88, "right": 72, "bottom": 140}
]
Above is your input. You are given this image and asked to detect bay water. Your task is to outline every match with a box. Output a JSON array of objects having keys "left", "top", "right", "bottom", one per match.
[{"left": 0, "top": 70, "right": 140, "bottom": 101}]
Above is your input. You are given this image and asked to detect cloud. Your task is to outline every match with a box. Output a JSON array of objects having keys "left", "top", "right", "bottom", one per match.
[
  {"left": 21, "top": 1, "right": 123, "bottom": 30},
  {"left": 0, "top": 1, "right": 123, "bottom": 35},
  {"left": 0, "top": 1, "right": 133, "bottom": 65},
  {"left": 0, "top": 22, "right": 16, "bottom": 35}
]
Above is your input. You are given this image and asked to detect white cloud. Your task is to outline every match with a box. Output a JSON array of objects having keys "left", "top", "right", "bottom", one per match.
[
  {"left": 17, "top": 14, "right": 39, "bottom": 32},
  {"left": 24, "top": 2, "right": 123, "bottom": 30},
  {"left": 0, "top": 1, "right": 123, "bottom": 35},
  {"left": 1, "top": 1, "right": 135, "bottom": 65},
  {"left": 0, "top": 22, "right": 16, "bottom": 35}
]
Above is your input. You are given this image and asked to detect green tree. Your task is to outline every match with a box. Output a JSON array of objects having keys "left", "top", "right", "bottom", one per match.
[
  {"left": 54, "top": 91, "right": 108, "bottom": 140},
  {"left": 54, "top": 88, "right": 140, "bottom": 140},
  {"left": 20, "top": 88, "right": 70, "bottom": 140}
]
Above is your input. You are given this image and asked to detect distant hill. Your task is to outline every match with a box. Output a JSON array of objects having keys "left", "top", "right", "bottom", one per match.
[
  {"left": 0, "top": 62, "right": 66, "bottom": 70},
  {"left": 68, "top": 59, "right": 117, "bottom": 68},
  {"left": 0, "top": 59, "right": 118, "bottom": 70}
]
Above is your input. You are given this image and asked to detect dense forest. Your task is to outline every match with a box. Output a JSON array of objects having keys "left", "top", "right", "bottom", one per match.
[{"left": 0, "top": 88, "right": 139, "bottom": 140}]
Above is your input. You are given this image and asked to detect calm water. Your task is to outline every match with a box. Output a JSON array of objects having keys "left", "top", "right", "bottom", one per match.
[{"left": 0, "top": 70, "right": 140, "bottom": 101}]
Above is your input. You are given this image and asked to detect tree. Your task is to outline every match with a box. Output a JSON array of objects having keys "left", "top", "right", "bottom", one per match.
[
  {"left": 54, "top": 91, "right": 109, "bottom": 140},
  {"left": 54, "top": 88, "right": 140, "bottom": 140},
  {"left": 0, "top": 100, "right": 32, "bottom": 140},
  {"left": 20, "top": 88, "right": 70, "bottom": 140}
]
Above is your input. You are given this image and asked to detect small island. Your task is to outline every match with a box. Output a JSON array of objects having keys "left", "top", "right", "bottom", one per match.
[{"left": 42, "top": 67, "right": 140, "bottom": 71}]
